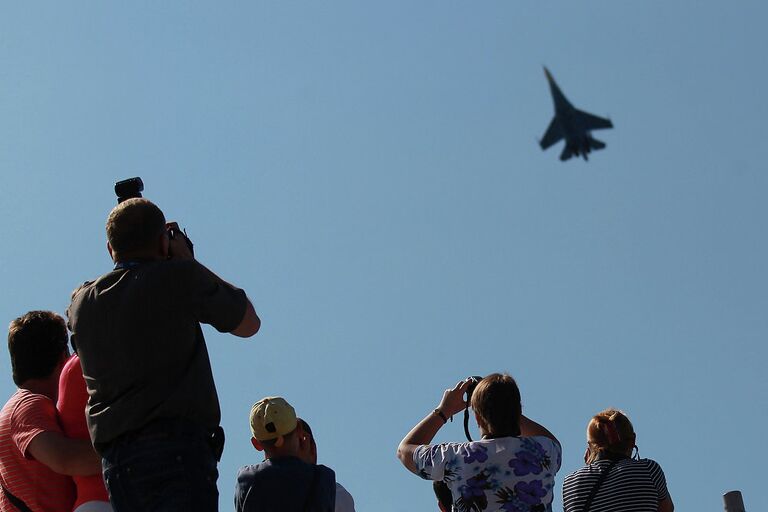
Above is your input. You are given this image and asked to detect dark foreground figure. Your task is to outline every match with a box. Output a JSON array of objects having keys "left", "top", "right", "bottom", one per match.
[{"left": 69, "top": 198, "right": 260, "bottom": 511}]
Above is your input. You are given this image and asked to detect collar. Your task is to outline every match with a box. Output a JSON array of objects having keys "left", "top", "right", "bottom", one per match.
[
  {"left": 595, "top": 451, "right": 630, "bottom": 462},
  {"left": 114, "top": 257, "right": 156, "bottom": 270}
]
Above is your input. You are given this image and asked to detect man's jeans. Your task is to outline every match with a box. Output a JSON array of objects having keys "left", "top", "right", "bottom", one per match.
[{"left": 102, "top": 420, "right": 219, "bottom": 512}]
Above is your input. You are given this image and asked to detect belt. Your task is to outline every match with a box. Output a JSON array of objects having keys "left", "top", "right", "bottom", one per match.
[{"left": 103, "top": 418, "right": 226, "bottom": 461}]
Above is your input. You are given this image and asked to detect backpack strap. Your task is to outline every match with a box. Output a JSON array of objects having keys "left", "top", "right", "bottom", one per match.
[{"left": 1, "top": 484, "right": 34, "bottom": 512}]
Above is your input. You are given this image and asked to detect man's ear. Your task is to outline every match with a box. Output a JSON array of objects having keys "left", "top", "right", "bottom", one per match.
[
  {"left": 251, "top": 437, "right": 265, "bottom": 452},
  {"left": 160, "top": 230, "right": 170, "bottom": 259},
  {"left": 107, "top": 242, "right": 116, "bottom": 262}
]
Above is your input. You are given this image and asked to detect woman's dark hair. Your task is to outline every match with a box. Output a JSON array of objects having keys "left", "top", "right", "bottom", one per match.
[
  {"left": 470, "top": 373, "right": 522, "bottom": 437},
  {"left": 8, "top": 311, "right": 69, "bottom": 385}
]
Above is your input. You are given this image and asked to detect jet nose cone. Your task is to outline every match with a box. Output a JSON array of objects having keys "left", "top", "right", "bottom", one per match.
[{"left": 543, "top": 66, "right": 554, "bottom": 83}]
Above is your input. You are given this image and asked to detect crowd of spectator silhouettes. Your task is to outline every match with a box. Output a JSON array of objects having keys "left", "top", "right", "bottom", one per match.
[{"left": 0, "top": 198, "right": 672, "bottom": 512}]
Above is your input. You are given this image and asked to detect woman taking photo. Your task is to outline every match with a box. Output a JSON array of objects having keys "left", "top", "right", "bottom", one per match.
[
  {"left": 562, "top": 409, "right": 674, "bottom": 512},
  {"left": 397, "top": 373, "right": 561, "bottom": 512}
]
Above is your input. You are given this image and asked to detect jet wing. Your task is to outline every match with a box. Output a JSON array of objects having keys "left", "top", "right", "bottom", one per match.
[
  {"left": 539, "top": 118, "right": 563, "bottom": 150},
  {"left": 574, "top": 109, "right": 613, "bottom": 131}
]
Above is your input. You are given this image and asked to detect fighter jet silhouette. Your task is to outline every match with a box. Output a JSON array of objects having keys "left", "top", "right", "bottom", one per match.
[{"left": 540, "top": 67, "right": 613, "bottom": 161}]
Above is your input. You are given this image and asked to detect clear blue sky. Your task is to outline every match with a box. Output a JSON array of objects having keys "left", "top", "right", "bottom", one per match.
[{"left": 1, "top": 2, "right": 766, "bottom": 510}]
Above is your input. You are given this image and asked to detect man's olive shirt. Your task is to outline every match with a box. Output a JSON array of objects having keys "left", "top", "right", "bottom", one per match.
[{"left": 68, "top": 259, "right": 248, "bottom": 451}]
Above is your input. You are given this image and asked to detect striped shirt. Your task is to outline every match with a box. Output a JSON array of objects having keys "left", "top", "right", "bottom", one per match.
[
  {"left": 562, "top": 458, "right": 669, "bottom": 512},
  {"left": 0, "top": 389, "right": 75, "bottom": 512}
]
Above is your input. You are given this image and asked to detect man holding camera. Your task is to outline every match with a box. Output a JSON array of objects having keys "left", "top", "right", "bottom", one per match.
[
  {"left": 68, "top": 198, "right": 260, "bottom": 511},
  {"left": 397, "top": 373, "right": 561, "bottom": 512}
]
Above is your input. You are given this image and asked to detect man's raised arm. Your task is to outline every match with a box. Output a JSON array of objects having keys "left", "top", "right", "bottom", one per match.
[{"left": 231, "top": 300, "right": 260, "bottom": 337}]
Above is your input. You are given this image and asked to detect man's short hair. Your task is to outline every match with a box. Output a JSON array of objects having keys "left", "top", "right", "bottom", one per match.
[
  {"left": 470, "top": 373, "right": 522, "bottom": 437},
  {"left": 8, "top": 311, "right": 69, "bottom": 386},
  {"left": 106, "top": 198, "right": 166, "bottom": 258}
]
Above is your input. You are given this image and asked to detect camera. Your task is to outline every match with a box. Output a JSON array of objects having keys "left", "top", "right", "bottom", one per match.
[
  {"left": 465, "top": 376, "right": 484, "bottom": 402},
  {"left": 165, "top": 222, "right": 195, "bottom": 257},
  {"left": 114, "top": 177, "right": 144, "bottom": 204}
]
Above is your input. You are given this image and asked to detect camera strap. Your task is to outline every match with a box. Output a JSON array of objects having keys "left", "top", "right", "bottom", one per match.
[{"left": 463, "top": 406, "right": 473, "bottom": 442}]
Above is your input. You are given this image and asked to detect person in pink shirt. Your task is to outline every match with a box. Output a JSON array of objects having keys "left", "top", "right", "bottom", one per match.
[
  {"left": 0, "top": 310, "right": 102, "bottom": 512},
  {"left": 58, "top": 354, "right": 112, "bottom": 512}
]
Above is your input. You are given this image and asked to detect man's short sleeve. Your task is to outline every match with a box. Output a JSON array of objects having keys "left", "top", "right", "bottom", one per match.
[
  {"left": 413, "top": 444, "right": 458, "bottom": 481},
  {"left": 647, "top": 459, "right": 670, "bottom": 501},
  {"left": 335, "top": 482, "right": 356, "bottom": 512},
  {"left": 11, "top": 393, "right": 63, "bottom": 459},
  {"left": 184, "top": 261, "right": 248, "bottom": 333}
]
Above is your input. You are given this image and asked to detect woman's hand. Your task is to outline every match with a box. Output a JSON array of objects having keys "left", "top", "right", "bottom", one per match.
[
  {"left": 437, "top": 379, "right": 472, "bottom": 418},
  {"left": 397, "top": 377, "right": 473, "bottom": 473}
]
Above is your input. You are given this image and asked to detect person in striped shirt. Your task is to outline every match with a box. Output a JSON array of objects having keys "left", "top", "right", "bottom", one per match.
[
  {"left": 0, "top": 311, "right": 102, "bottom": 512},
  {"left": 562, "top": 409, "right": 674, "bottom": 512}
]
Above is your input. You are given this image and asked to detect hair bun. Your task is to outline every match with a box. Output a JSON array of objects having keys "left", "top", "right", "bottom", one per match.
[{"left": 600, "top": 420, "right": 621, "bottom": 445}]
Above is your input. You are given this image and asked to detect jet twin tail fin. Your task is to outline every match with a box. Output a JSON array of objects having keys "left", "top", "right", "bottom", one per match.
[
  {"left": 589, "top": 137, "right": 606, "bottom": 150},
  {"left": 574, "top": 109, "right": 613, "bottom": 131}
]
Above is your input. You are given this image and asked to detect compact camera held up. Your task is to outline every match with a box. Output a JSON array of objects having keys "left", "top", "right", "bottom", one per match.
[{"left": 114, "top": 177, "right": 195, "bottom": 257}]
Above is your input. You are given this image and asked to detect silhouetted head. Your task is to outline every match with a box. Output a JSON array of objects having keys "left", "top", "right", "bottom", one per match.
[
  {"left": 297, "top": 418, "right": 318, "bottom": 464},
  {"left": 106, "top": 198, "right": 167, "bottom": 262},
  {"left": 471, "top": 373, "right": 522, "bottom": 438},
  {"left": 249, "top": 396, "right": 313, "bottom": 461},
  {"left": 8, "top": 311, "right": 69, "bottom": 386},
  {"left": 585, "top": 408, "right": 636, "bottom": 463}
]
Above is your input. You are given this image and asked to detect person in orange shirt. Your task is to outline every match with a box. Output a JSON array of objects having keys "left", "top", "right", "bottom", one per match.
[{"left": 0, "top": 311, "right": 102, "bottom": 512}]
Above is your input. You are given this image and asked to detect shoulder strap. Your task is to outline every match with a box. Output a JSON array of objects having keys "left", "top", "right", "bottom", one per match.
[
  {"left": 582, "top": 460, "right": 618, "bottom": 512},
  {"left": 1, "top": 484, "right": 34, "bottom": 512}
]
